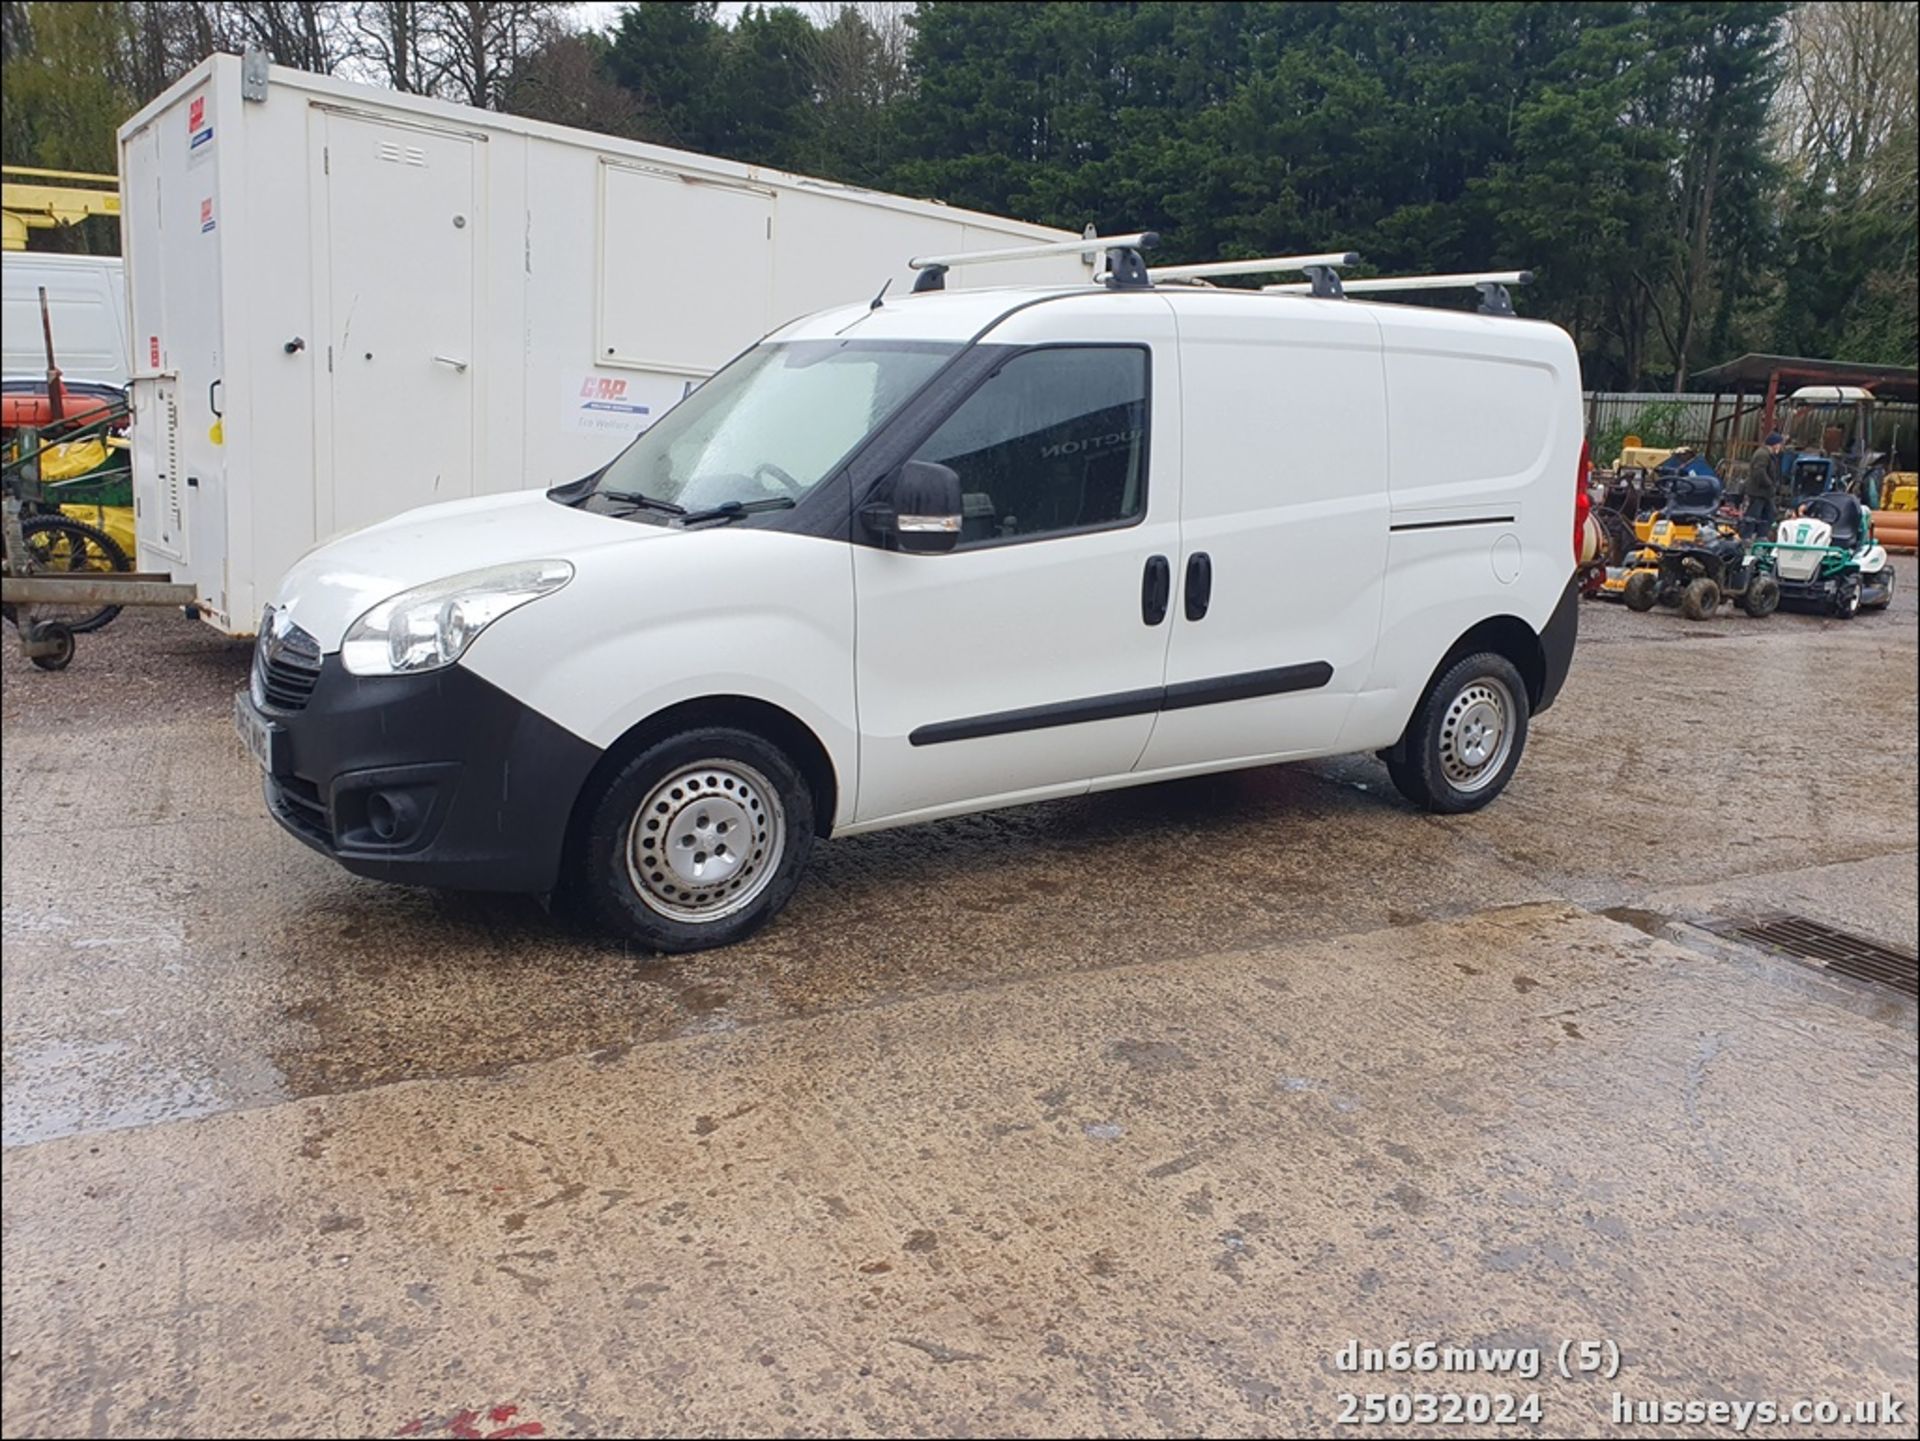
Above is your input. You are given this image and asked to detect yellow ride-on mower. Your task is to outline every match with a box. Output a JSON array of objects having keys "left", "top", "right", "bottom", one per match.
[{"left": 1595, "top": 470, "right": 1740, "bottom": 604}]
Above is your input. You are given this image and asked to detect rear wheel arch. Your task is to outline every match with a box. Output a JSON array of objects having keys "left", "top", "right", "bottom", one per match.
[
  {"left": 1383, "top": 615, "right": 1545, "bottom": 764},
  {"left": 1432, "top": 614, "right": 1546, "bottom": 708}
]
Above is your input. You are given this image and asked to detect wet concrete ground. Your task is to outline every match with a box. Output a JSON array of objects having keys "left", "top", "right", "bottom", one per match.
[{"left": 3, "top": 559, "right": 1916, "bottom": 1436}]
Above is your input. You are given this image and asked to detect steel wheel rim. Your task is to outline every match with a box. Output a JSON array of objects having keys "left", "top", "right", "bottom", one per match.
[
  {"left": 1439, "top": 676, "right": 1516, "bottom": 793},
  {"left": 626, "top": 761, "right": 786, "bottom": 923}
]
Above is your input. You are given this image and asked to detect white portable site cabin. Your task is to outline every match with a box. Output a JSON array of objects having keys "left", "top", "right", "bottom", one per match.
[{"left": 117, "top": 51, "right": 1086, "bottom": 635}]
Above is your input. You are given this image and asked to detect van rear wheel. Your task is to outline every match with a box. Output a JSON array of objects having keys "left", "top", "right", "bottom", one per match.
[
  {"left": 1382, "top": 652, "right": 1530, "bottom": 815},
  {"left": 578, "top": 726, "right": 814, "bottom": 953}
]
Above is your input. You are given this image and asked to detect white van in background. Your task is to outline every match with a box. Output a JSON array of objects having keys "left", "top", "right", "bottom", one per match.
[
  {"left": 1, "top": 252, "right": 129, "bottom": 387},
  {"left": 234, "top": 239, "right": 1586, "bottom": 953}
]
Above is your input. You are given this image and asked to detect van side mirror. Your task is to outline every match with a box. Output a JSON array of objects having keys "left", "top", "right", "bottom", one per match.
[{"left": 866, "top": 460, "right": 963, "bottom": 554}]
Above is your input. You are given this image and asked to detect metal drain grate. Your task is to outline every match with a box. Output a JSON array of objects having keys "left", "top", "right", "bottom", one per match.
[{"left": 1715, "top": 913, "right": 1918, "bottom": 998}]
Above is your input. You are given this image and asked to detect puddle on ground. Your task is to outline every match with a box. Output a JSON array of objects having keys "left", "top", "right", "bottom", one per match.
[{"left": 1600, "top": 905, "right": 1672, "bottom": 938}]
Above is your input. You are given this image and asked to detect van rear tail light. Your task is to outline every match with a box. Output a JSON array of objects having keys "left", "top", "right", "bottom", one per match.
[{"left": 1574, "top": 438, "right": 1592, "bottom": 563}]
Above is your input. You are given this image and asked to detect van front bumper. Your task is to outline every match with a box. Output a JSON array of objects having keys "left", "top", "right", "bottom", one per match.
[{"left": 243, "top": 659, "right": 602, "bottom": 893}]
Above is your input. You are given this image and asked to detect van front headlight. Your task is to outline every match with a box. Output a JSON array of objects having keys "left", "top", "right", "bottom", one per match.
[{"left": 340, "top": 560, "right": 574, "bottom": 676}]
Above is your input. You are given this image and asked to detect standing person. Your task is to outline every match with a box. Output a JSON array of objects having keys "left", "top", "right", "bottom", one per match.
[{"left": 1743, "top": 432, "right": 1784, "bottom": 535}]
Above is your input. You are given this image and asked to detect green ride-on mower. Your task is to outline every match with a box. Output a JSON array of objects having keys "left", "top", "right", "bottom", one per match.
[{"left": 1749, "top": 493, "right": 1895, "bottom": 618}]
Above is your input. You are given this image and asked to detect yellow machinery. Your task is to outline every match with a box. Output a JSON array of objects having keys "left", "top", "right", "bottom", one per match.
[
  {"left": 1595, "top": 511, "right": 1733, "bottom": 601},
  {"left": 1617, "top": 443, "right": 1677, "bottom": 474},
  {"left": 2, "top": 166, "right": 119, "bottom": 250},
  {"left": 45, "top": 435, "right": 136, "bottom": 556},
  {"left": 1875, "top": 472, "right": 1918, "bottom": 552},
  {"left": 1594, "top": 466, "right": 1738, "bottom": 602},
  {"left": 2, "top": 169, "right": 135, "bottom": 566}
]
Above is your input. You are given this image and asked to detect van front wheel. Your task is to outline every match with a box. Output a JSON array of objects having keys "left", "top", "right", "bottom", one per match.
[
  {"left": 579, "top": 727, "right": 815, "bottom": 953},
  {"left": 1382, "top": 653, "right": 1530, "bottom": 814}
]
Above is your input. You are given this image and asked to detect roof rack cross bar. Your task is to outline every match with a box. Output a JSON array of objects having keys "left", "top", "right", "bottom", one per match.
[
  {"left": 905, "top": 230, "right": 1154, "bottom": 294},
  {"left": 1147, "top": 251, "right": 1357, "bottom": 284},
  {"left": 1265, "top": 270, "right": 1533, "bottom": 316}
]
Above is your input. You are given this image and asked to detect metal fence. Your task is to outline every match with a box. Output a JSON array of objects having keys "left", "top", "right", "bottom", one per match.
[{"left": 1583, "top": 391, "right": 1919, "bottom": 471}]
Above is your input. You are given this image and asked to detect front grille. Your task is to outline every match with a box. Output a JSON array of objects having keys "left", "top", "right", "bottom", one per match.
[
  {"left": 1772, "top": 550, "right": 1823, "bottom": 582},
  {"left": 253, "top": 610, "right": 324, "bottom": 712},
  {"left": 268, "top": 774, "right": 333, "bottom": 847}
]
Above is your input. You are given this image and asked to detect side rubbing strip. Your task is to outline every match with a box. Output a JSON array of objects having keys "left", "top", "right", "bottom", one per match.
[
  {"left": 1162, "top": 662, "right": 1334, "bottom": 710},
  {"left": 908, "top": 664, "right": 1333, "bottom": 746},
  {"left": 909, "top": 686, "right": 1163, "bottom": 746},
  {"left": 1389, "top": 515, "right": 1516, "bottom": 533}
]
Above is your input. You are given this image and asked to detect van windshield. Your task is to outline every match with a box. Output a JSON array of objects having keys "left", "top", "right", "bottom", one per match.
[{"left": 589, "top": 339, "right": 958, "bottom": 515}]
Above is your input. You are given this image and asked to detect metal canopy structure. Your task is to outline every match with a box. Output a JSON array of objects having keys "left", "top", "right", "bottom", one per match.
[
  {"left": 1691, "top": 352, "right": 1919, "bottom": 446},
  {"left": 1688, "top": 353, "right": 1919, "bottom": 466}
]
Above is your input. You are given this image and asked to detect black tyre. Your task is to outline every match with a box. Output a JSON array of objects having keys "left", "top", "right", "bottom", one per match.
[
  {"left": 1680, "top": 577, "right": 1721, "bottom": 621},
  {"left": 1740, "top": 573, "right": 1780, "bottom": 619},
  {"left": 1863, "top": 566, "right": 1895, "bottom": 610},
  {"left": 1383, "top": 652, "right": 1530, "bottom": 815},
  {"left": 0, "top": 515, "right": 130, "bottom": 634},
  {"left": 27, "top": 621, "right": 75, "bottom": 671},
  {"left": 1831, "top": 574, "right": 1861, "bottom": 619},
  {"left": 576, "top": 726, "right": 815, "bottom": 953},
  {"left": 1622, "top": 570, "right": 1659, "bottom": 612}
]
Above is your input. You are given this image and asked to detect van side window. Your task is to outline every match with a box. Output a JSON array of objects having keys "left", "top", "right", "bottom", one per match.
[{"left": 910, "top": 346, "right": 1148, "bottom": 547}]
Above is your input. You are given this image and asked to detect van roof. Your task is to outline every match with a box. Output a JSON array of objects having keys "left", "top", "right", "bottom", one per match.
[
  {"left": 1, "top": 252, "right": 124, "bottom": 273},
  {"left": 771, "top": 282, "right": 1570, "bottom": 348}
]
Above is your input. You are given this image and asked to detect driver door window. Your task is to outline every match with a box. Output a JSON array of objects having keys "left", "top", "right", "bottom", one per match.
[{"left": 911, "top": 347, "right": 1148, "bottom": 547}]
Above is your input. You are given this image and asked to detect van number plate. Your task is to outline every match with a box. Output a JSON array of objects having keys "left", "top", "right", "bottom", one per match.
[{"left": 233, "top": 691, "right": 286, "bottom": 776}]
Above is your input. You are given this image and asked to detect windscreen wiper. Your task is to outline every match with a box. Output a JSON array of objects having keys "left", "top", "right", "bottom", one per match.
[
  {"left": 678, "top": 497, "right": 798, "bottom": 526},
  {"left": 597, "top": 488, "right": 686, "bottom": 516}
]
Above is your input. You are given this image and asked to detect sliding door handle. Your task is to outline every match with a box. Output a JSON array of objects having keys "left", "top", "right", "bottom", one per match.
[
  {"left": 1185, "top": 552, "right": 1213, "bottom": 621},
  {"left": 1141, "top": 554, "right": 1170, "bottom": 625}
]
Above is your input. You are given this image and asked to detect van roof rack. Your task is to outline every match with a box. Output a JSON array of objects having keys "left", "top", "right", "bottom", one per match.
[
  {"left": 1264, "top": 269, "right": 1534, "bottom": 316},
  {"left": 1148, "top": 252, "right": 1358, "bottom": 298},
  {"left": 907, "top": 230, "right": 1159, "bottom": 293}
]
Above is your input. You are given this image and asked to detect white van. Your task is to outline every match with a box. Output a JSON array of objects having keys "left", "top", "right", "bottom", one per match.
[
  {"left": 235, "top": 242, "right": 1584, "bottom": 952},
  {"left": 1, "top": 252, "right": 129, "bottom": 387}
]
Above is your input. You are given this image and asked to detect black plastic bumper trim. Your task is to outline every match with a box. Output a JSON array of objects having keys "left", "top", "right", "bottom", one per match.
[
  {"left": 1535, "top": 575, "right": 1580, "bottom": 714},
  {"left": 908, "top": 663, "right": 1333, "bottom": 747},
  {"left": 248, "top": 659, "right": 603, "bottom": 893}
]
